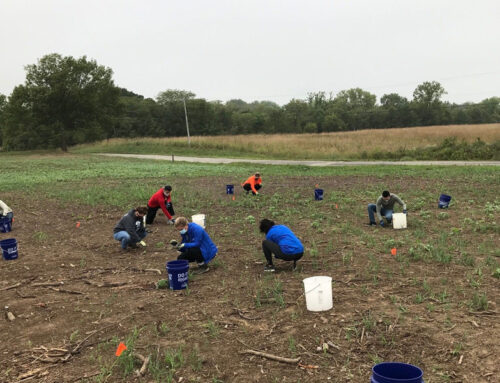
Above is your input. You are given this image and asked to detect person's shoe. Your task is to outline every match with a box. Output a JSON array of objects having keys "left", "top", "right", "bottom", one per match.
[
  {"left": 292, "top": 260, "right": 298, "bottom": 271},
  {"left": 264, "top": 264, "right": 275, "bottom": 272},
  {"left": 366, "top": 222, "right": 376, "bottom": 226},
  {"left": 194, "top": 263, "right": 209, "bottom": 274},
  {"left": 129, "top": 242, "right": 138, "bottom": 249}
]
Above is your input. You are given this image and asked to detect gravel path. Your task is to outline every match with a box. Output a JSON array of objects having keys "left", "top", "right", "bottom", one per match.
[{"left": 98, "top": 153, "right": 500, "bottom": 166}]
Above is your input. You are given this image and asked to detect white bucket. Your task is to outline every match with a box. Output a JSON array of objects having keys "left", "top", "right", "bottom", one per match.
[
  {"left": 191, "top": 214, "right": 206, "bottom": 228},
  {"left": 303, "top": 276, "right": 333, "bottom": 312},
  {"left": 392, "top": 213, "right": 407, "bottom": 229}
]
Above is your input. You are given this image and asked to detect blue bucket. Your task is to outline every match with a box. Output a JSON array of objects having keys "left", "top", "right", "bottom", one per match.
[
  {"left": 226, "top": 184, "right": 234, "bottom": 195},
  {"left": 1, "top": 238, "right": 18, "bottom": 260},
  {"left": 0, "top": 217, "right": 12, "bottom": 233},
  {"left": 438, "top": 194, "right": 452, "bottom": 209},
  {"left": 166, "top": 260, "right": 189, "bottom": 290},
  {"left": 314, "top": 188, "right": 324, "bottom": 201},
  {"left": 371, "top": 362, "right": 423, "bottom": 383}
]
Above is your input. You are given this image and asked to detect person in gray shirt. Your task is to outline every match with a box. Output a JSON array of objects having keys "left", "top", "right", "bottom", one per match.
[{"left": 367, "top": 190, "right": 407, "bottom": 227}]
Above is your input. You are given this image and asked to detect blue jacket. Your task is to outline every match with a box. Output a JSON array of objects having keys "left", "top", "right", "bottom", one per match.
[
  {"left": 266, "top": 225, "right": 304, "bottom": 255},
  {"left": 180, "top": 222, "right": 218, "bottom": 263}
]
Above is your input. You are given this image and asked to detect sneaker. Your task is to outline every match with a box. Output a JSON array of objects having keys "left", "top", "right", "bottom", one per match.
[
  {"left": 194, "top": 263, "right": 209, "bottom": 274},
  {"left": 366, "top": 222, "right": 376, "bottom": 226},
  {"left": 129, "top": 243, "right": 138, "bottom": 249},
  {"left": 264, "top": 264, "right": 275, "bottom": 272}
]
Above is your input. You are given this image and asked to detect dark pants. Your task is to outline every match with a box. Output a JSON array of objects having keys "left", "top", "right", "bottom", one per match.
[
  {"left": 146, "top": 202, "right": 174, "bottom": 224},
  {"left": 243, "top": 183, "right": 261, "bottom": 195},
  {"left": 262, "top": 240, "right": 303, "bottom": 266},
  {"left": 177, "top": 247, "right": 204, "bottom": 264}
]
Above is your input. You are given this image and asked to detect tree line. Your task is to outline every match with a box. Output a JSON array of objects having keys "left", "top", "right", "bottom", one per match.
[{"left": 0, "top": 53, "right": 499, "bottom": 151}]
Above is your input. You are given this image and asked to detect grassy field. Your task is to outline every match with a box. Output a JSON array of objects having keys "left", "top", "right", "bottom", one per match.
[
  {"left": 72, "top": 123, "right": 500, "bottom": 160},
  {"left": 1, "top": 153, "right": 499, "bottom": 383}
]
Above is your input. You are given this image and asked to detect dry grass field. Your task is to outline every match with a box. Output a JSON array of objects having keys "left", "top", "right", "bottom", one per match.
[{"left": 74, "top": 123, "right": 500, "bottom": 160}]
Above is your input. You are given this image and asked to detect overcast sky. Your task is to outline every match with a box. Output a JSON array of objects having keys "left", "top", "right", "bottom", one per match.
[{"left": 1, "top": 0, "right": 499, "bottom": 105}]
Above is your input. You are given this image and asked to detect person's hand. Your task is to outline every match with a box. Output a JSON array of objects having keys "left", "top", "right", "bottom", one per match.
[
  {"left": 178, "top": 243, "right": 185, "bottom": 250},
  {"left": 403, "top": 209, "right": 407, "bottom": 214},
  {"left": 380, "top": 220, "right": 385, "bottom": 227},
  {"left": 169, "top": 239, "right": 178, "bottom": 247}
]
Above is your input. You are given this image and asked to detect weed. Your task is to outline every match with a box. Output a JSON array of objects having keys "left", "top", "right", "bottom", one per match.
[
  {"left": 361, "top": 312, "right": 376, "bottom": 332},
  {"left": 33, "top": 231, "right": 49, "bottom": 241},
  {"left": 469, "top": 292, "right": 489, "bottom": 311},
  {"left": 69, "top": 330, "right": 79, "bottom": 343},
  {"left": 288, "top": 336, "right": 297, "bottom": 355},
  {"left": 189, "top": 348, "right": 203, "bottom": 372},
  {"left": 204, "top": 320, "right": 220, "bottom": 338}
]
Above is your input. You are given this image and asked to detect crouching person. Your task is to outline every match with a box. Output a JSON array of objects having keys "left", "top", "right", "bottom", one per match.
[
  {"left": 0, "top": 200, "right": 13, "bottom": 223},
  {"left": 173, "top": 217, "right": 217, "bottom": 273},
  {"left": 259, "top": 218, "right": 304, "bottom": 272},
  {"left": 113, "top": 206, "right": 148, "bottom": 250}
]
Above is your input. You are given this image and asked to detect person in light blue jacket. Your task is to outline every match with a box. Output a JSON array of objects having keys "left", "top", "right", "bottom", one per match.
[
  {"left": 259, "top": 218, "right": 304, "bottom": 272},
  {"left": 173, "top": 216, "right": 217, "bottom": 272}
]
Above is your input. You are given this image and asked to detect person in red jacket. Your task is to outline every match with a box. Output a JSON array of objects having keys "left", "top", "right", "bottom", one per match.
[
  {"left": 241, "top": 172, "right": 262, "bottom": 195},
  {"left": 146, "top": 185, "right": 175, "bottom": 224}
]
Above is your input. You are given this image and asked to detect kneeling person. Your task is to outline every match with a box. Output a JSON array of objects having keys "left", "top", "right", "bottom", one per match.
[
  {"left": 0, "top": 200, "right": 13, "bottom": 223},
  {"left": 174, "top": 217, "right": 217, "bottom": 272},
  {"left": 113, "top": 207, "right": 148, "bottom": 250},
  {"left": 367, "top": 190, "right": 407, "bottom": 227},
  {"left": 259, "top": 219, "right": 303, "bottom": 272}
]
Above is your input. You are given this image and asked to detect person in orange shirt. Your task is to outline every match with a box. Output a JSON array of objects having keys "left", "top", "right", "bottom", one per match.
[{"left": 241, "top": 172, "right": 262, "bottom": 195}]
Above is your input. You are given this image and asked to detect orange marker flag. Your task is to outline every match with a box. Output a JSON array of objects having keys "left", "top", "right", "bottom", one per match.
[
  {"left": 232, "top": 195, "right": 235, "bottom": 201},
  {"left": 335, "top": 204, "right": 338, "bottom": 209},
  {"left": 391, "top": 248, "right": 397, "bottom": 256},
  {"left": 76, "top": 222, "right": 81, "bottom": 228},
  {"left": 115, "top": 342, "right": 127, "bottom": 356}
]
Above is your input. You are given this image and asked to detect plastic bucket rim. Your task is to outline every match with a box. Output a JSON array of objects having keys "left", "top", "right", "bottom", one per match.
[{"left": 372, "top": 362, "right": 423, "bottom": 382}]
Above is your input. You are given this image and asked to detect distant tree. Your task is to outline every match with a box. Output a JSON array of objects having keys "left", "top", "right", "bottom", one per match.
[
  {"left": 156, "top": 89, "right": 195, "bottom": 104},
  {"left": 412, "top": 81, "right": 446, "bottom": 104},
  {"left": 380, "top": 93, "right": 412, "bottom": 128},
  {"left": 283, "top": 99, "right": 309, "bottom": 133},
  {"left": 333, "top": 88, "right": 376, "bottom": 130},
  {"left": 2, "top": 53, "right": 119, "bottom": 151},
  {"left": 412, "top": 81, "right": 447, "bottom": 125}
]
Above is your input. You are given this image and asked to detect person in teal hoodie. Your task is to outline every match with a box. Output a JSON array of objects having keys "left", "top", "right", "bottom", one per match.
[
  {"left": 172, "top": 216, "right": 217, "bottom": 272},
  {"left": 259, "top": 218, "right": 304, "bottom": 272}
]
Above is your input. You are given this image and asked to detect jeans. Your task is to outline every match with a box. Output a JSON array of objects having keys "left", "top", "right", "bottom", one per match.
[
  {"left": 113, "top": 230, "right": 147, "bottom": 249},
  {"left": 262, "top": 240, "right": 303, "bottom": 266},
  {"left": 368, "top": 204, "right": 393, "bottom": 224}
]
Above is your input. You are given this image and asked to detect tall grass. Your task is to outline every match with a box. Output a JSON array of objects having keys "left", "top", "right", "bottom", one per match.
[{"left": 72, "top": 123, "right": 500, "bottom": 160}]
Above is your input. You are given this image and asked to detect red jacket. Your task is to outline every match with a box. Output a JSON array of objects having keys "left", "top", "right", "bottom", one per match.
[{"left": 148, "top": 189, "right": 172, "bottom": 219}]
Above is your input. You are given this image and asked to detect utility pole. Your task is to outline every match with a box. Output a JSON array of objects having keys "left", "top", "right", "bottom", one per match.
[{"left": 183, "top": 98, "right": 191, "bottom": 147}]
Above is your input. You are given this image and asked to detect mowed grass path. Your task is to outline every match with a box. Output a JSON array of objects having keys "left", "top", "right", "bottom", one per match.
[{"left": 72, "top": 123, "right": 500, "bottom": 160}]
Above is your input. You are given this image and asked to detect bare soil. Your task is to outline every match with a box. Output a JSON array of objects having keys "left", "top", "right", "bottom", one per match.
[{"left": 1, "top": 175, "right": 498, "bottom": 383}]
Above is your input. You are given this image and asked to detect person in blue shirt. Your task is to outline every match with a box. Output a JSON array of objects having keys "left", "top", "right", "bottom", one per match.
[
  {"left": 172, "top": 216, "right": 217, "bottom": 272},
  {"left": 259, "top": 218, "right": 304, "bottom": 272}
]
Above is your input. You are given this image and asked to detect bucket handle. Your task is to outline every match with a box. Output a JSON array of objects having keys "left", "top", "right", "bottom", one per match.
[{"left": 304, "top": 283, "right": 322, "bottom": 295}]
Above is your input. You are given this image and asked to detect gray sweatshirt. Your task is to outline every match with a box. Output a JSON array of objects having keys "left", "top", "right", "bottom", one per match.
[
  {"left": 376, "top": 194, "right": 406, "bottom": 221},
  {"left": 113, "top": 209, "right": 144, "bottom": 243}
]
